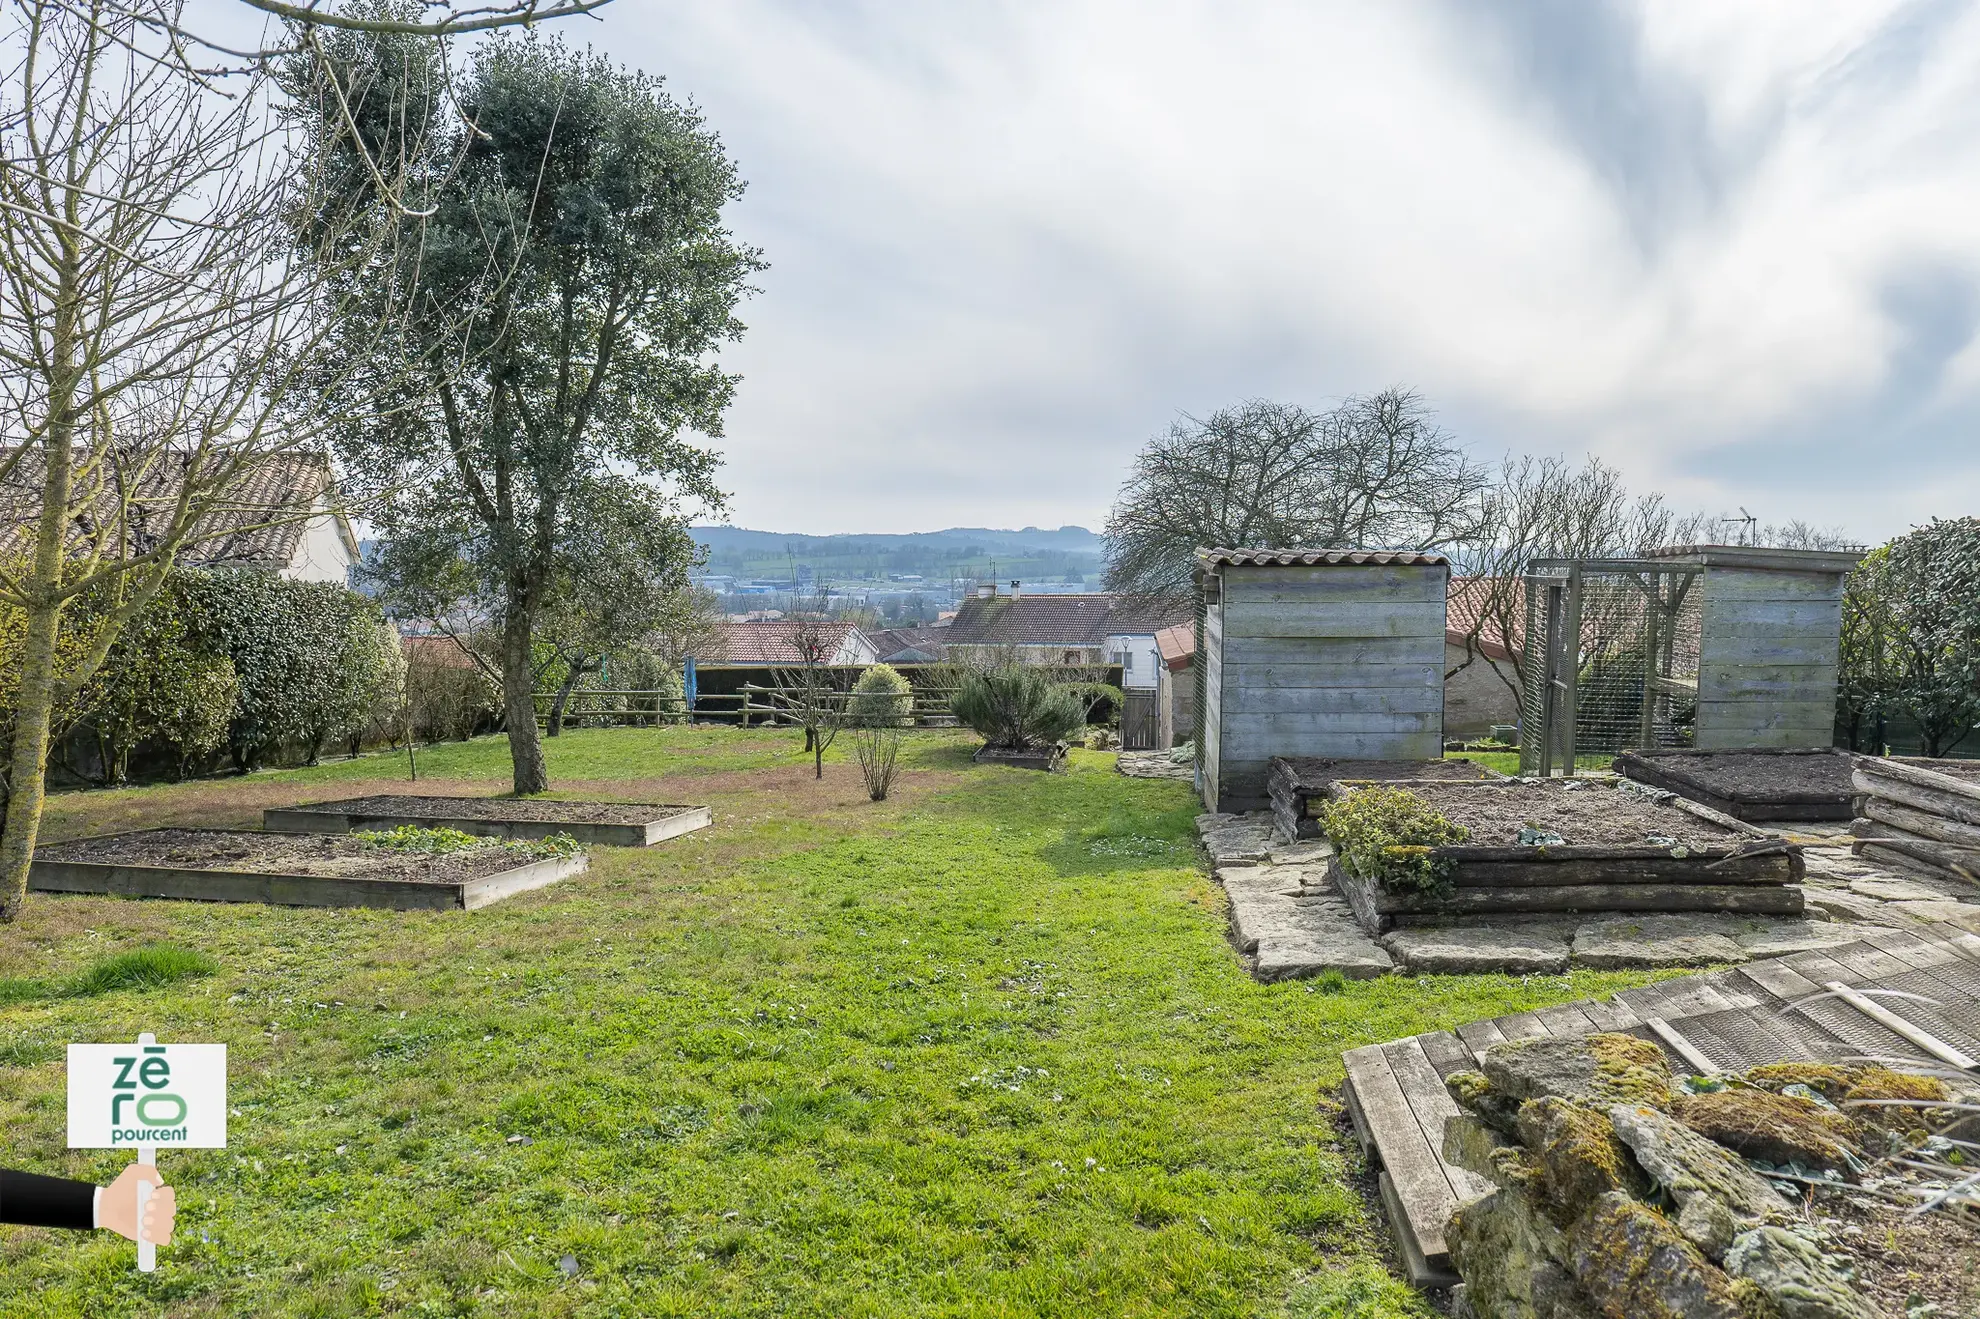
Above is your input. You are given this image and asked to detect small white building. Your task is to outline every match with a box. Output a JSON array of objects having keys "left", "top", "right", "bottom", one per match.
[{"left": 169, "top": 453, "right": 360, "bottom": 584}]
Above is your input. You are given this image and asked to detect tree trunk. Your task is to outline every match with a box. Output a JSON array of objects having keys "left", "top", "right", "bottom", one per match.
[
  {"left": 815, "top": 743, "right": 825, "bottom": 779},
  {"left": 0, "top": 249, "right": 80, "bottom": 922},
  {"left": 502, "top": 595, "right": 549, "bottom": 794},
  {"left": 546, "top": 659, "right": 585, "bottom": 738},
  {"left": 0, "top": 595, "right": 66, "bottom": 920}
]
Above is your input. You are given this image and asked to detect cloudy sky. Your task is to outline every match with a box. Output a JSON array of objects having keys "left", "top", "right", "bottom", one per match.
[
  {"left": 584, "top": 0, "right": 1974, "bottom": 541},
  {"left": 192, "top": 1, "right": 1979, "bottom": 541}
]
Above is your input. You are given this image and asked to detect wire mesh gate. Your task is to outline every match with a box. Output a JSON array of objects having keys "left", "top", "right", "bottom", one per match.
[{"left": 1519, "top": 559, "right": 1704, "bottom": 776}]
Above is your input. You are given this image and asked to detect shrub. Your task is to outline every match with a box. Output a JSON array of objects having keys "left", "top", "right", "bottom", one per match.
[
  {"left": 79, "top": 571, "right": 240, "bottom": 782},
  {"left": 1319, "top": 786, "right": 1469, "bottom": 894},
  {"left": 1841, "top": 519, "right": 1980, "bottom": 756},
  {"left": 849, "top": 663, "right": 914, "bottom": 727},
  {"left": 189, "top": 569, "right": 404, "bottom": 768},
  {"left": 406, "top": 642, "right": 501, "bottom": 744},
  {"left": 854, "top": 725, "right": 904, "bottom": 800},
  {"left": 950, "top": 665, "right": 1084, "bottom": 749}
]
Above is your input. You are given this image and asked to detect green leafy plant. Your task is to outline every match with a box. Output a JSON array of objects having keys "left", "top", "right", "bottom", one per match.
[
  {"left": 356, "top": 825, "right": 489, "bottom": 855},
  {"left": 950, "top": 665, "right": 1083, "bottom": 750},
  {"left": 849, "top": 664, "right": 914, "bottom": 728},
  {"left": 356, "top": 824, "right": 584, "bottom": 863},
  {"left": 1319, "top": 786, "right": 1469, "bottom": 894}
]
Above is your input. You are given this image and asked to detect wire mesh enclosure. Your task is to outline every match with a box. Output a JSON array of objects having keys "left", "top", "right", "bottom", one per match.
[{"left": 1519, "top": 559, "right": 1704, "bottom": 776}]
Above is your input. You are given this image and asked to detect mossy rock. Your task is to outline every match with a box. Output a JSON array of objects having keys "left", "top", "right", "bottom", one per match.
[
  {"left": 1517, "top": 1097, "right": 1649, "bottom": 1223},
  {"left": 1744, "top": 1062, "right": 1950, "bottom": 1137},
  {"left": 1669, "top": 1090, "right": 1861, "bottom": 1171},
  {"left": 1448, "top": 1068, "right": 1524, "bottom": 1134},
  {"left": 1480, "top": 1033, "right": 1673, "bottom": 1108},
  {"left": 1568, "top": 1192, "right": 1744, "bottom": 1319}
]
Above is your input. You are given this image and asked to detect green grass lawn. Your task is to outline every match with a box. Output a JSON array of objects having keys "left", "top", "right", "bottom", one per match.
[{"left": 0, "top": 728, "right": 1663, "bottom": 1318}]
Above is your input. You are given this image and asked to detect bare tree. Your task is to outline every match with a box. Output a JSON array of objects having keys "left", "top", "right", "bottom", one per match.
[
  {"left": 0, "top": 0, "right": 429, "bottom": 919},
  {"left": 1103, "top": 389, "right": 1489, "bottom": 600},
  {"left": 771, "top": 614, "right": 843, "bottom": 780}
]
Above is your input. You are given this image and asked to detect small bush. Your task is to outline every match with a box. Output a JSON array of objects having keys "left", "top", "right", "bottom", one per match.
[
  {"left": 951, "top": 665, "right": 1082, "bottom": 750},
  {"left": 849, "top": 664, "right": 914, "bottom": 727},
  {"left": 1319, "top": 786, "right": 1468, "bottom": 894},
  {"left": 67, "top": 944, "right": 218, "bottom": 996},
  {"left": 854, "top": 725, "right": 903, "bottom": 800}
]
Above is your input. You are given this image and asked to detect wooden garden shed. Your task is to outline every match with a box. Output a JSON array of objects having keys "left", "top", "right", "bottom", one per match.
[
  {"left": 1661, "top": 545, "right": 1862, "bottom": 749},
  {"left": 1197, "top": 548, "right": 1450, "bottom": 813}
]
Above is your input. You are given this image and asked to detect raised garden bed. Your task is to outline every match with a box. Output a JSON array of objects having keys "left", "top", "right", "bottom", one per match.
[
  {"left": 973, "top": 744, "right": 1067, "bottom": 773},
  {"left": 1849, "top": 755, "right": 1980, "bottom": 885},
  {"left": 30, "top": 828, "right": 589, "bottom": 911},
  {"left": 1612, "top": 746, "right": 1855, "bottom": 821},
  {"left": 1268, "top": 756, "right": 1501, "bottom": 840},
  {"left": 263, "top": 795, "right": 712, "bottom": 847},
  {"left": 1321, "top": 778, "right": 1802, "bottom": 934}
]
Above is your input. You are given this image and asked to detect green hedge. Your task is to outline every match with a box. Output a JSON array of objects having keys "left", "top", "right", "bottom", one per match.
[{"left": 21, "top": 568, "right": 407, "bottom": 782}]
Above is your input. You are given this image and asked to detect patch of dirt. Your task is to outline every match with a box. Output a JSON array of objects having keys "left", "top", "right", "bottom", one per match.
[
  {"left": 295, "top": 795, "right": 692, "bottom": 825},
  {"left": 1623, "top": 750, "right": 1853, "bottom": 804},
  {"left": 38, "top": 829, "right": 549, "bottom": 884},
  {"left": 1277, "top": 758, "right": 1497, "bottom": 793},
  {"left": 1798, "top": 1187, "right": 1980, "bottom": 1318},
  {"left": 1398, "top": 780, "right": 1743, "bottom": 847}
]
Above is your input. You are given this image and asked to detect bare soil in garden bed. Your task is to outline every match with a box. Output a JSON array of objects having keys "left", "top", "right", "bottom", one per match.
[
  {"left": 295, "top": 795, "right": 682, "bottom": 824},
  {"left": 1396, "top": 780, "right": 1742, "bottom": 848},
  {"left": 1622, "top": 750, "right": 1853, "bottom": 802},
  {"left": 1275, "top": 757, "right": 1497, "bottom": 791},
  {"left": 39, "top": 829, "right": 549, "bottom": 884}
]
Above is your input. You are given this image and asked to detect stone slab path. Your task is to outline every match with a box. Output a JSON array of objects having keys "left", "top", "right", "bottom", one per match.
[
  {"left": 1116, "top": 751, "right": 1196, "bottom": 781},
  {"left": 1198, "top": 810, "right": 1980, "bottom": 980}
]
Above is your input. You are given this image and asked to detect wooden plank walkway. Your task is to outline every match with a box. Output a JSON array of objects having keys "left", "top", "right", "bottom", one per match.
[{"left": 1341, "top": 921, "right": 1980, "bottom": 1288}]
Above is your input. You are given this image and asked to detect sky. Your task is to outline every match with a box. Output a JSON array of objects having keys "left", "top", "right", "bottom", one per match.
[{"left": 206, "top": 1, "right": 1980, "bottom": 541}]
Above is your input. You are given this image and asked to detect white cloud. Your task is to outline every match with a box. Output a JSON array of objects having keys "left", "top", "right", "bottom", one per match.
[{"left": 221, "top": 0, "right": 1980, "bottom": 539}]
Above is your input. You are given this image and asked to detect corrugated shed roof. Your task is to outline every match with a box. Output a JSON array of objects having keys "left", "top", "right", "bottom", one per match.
[
  {"left": 1197, "top": 547, "right": 1450, "bottom": 567},
  {"left": 945, "top": 594, "right": 1189, "bottom": 647}
]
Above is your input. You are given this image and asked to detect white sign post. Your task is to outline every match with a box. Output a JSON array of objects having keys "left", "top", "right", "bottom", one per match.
[{"left": 68, "top": 1033, "right": 226, "bottom": 1272}]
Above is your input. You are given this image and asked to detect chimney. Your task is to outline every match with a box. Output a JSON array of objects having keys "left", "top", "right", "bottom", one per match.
[
  {"left": 1009, "top": 579, "right": 1022, "bottom": 600},
  {"left": 976, "top": 581, "right": 995, "bottom": 599}
]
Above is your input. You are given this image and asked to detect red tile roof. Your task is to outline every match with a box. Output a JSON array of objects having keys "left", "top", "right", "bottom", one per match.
[
  {"left": 1155, "top": 622, "right": 1195, "bottom": 670},
  {"left": 706, "top": 620, "right": 867, "bottom": 665},
  {"left": 1446, "top": 577, "right": 1520, "bottom": 662},
  {"left": 944, "top": 593, "right": 1189, "bottom": 647}
]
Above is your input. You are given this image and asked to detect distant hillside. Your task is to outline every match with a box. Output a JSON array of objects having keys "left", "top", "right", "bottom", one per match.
[{"left": 691, "top": 525, "right": 1106, "bottom": 584}]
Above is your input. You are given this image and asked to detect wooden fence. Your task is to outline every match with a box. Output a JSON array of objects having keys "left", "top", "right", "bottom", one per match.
[{"left": 533, "top": 663, "right": 1124, "bottom": 729}]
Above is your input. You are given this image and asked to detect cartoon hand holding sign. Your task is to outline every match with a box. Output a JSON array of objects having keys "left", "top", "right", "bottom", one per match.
[{"left": 63, "top": 1032, "right": 225, "bottom": 1271}]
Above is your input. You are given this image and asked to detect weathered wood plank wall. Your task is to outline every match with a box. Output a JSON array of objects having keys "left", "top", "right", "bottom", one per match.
[
  {"left": 1696, "top": 565, "right": 1849, "bottom": 749},
  {"left": 1203, "top": 562, "right": 1448, "bottom": 811}
]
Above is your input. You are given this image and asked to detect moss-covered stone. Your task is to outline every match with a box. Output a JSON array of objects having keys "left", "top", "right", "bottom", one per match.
[
  {"left": 1744, "top": 1063, "right": 1950, "bottom": 1137},
  {"left": 1516, "top": 1097, "right": 1648, "bottom": 1222},
  {"left": 1723, "top": 1227, "right": 1879, "bottom": 1319},
  {"left": 1568, "top": 1192, "right": 1744, "bottom": 1319},
  {"left": 1449, "top": 1187, "right": 1594, "bottom": 1319},
  {"left": 1743, "top": 1063, "right": 1857, "bottom": 1098},
  {"left": 1607, "top": 1104, "right": 1789, "bottom": 1228},
  {"left": 1480, "top": 1034, "right": 1673, "bottom": 1108},
  {"left": 1669, "top": 1090, "right": 1861, "bottom": 1170},
  {"left": 1449, "top": 1068, "right": 1525, "bottom": 1134}
]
